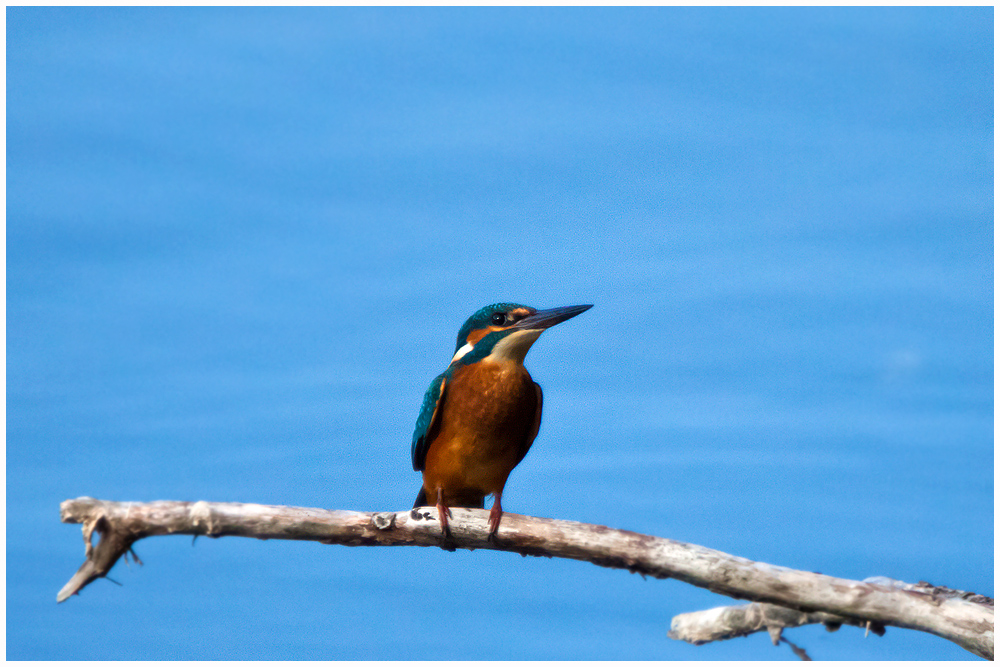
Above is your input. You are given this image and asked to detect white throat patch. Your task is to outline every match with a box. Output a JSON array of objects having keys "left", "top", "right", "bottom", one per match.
[{"left": 484, "top": 328, "right": 544, "bottom": 365}]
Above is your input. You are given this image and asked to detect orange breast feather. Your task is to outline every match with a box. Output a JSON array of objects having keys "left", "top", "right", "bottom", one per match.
[{"left": 421, "top": 361, "right": 541, "bottom": 508}]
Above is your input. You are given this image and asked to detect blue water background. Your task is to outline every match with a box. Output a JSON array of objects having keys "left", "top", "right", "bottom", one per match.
[{"left": 7, "top": 7, "right": 993, "bottom": 660}]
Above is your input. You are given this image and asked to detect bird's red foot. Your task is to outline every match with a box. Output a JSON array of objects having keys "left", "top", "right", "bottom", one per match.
[
  {"left": 435, "top": 488, "right": 453, "bottom": 537},
  {"left": 488, "top": 493, "right": 503, "bottom": 539}
]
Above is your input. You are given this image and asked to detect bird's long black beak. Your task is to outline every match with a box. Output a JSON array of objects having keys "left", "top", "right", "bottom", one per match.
[{"left": 514, "top": 304, "right": 593, "bottom": 331}]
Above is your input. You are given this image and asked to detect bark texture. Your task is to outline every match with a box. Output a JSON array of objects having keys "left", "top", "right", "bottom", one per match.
[{"left": 58, "top": 497, "right": 993, "bottom": 659}]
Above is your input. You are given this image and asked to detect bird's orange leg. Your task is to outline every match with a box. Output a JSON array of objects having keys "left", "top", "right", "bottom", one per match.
[
  {"left": 488, "top": 491, "right": 503, "bottom": 537},
  {"left": 435, "top": 487, "right": 452, "bottom": 537}
]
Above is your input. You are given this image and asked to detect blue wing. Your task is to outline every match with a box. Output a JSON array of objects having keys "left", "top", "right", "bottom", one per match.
[
  {"left": 513, "top": 382, "right": 543, "bottom": 467},
  {"left": 411, "top": 373, "right": 448, "bottom": 471}
]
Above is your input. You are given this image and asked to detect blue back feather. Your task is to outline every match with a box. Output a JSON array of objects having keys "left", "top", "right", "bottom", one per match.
[{"left": 411, "top": 371, "right": 447, "bottom": 471}]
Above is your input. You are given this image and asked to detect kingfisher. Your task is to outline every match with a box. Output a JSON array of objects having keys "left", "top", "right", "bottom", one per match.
[{"left": 411, "top": 302, "right": 592, "bottom": 538}]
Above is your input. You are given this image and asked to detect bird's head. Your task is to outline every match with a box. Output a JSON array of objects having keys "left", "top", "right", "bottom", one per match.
[{"left": 451, "top": 302, "right": 593, "bottom": 366}]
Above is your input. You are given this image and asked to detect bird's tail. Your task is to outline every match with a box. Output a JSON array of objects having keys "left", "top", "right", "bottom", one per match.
[{"left": 413, "top": 487, "right": 428, "bottom": 508}]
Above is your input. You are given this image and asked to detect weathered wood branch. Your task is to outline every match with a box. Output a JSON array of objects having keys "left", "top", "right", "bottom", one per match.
[
  {"left": 59, "top": 497, "right": 993, "bottom": 659},
  {"left": 669, "top": 600, "right": 887, "bottom": 647},
  {"left": 669, "top": 578, "right": 993, "bottom": 652}
]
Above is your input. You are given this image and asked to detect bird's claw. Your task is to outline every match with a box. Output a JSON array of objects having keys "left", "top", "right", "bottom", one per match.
[
  {"left": 436, "top": 490, "right": 454, "bottom": 550},
  {"left": 487, "top": 502, "right": 503, "bottom": 542}
]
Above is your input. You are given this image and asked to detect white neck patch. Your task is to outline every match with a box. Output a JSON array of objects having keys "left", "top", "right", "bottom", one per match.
[{"left": 451, "top": 341, "right": 475, "bottom": 363}]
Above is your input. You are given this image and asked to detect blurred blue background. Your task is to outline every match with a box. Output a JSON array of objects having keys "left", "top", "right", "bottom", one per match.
[{"left": 7, "top": 6, "right": 993, "bottom": 661}]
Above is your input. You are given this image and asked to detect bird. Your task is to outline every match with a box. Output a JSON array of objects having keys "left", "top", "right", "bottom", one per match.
[{"left": 411, "top": 302, "right": 592, "bottom": 538}]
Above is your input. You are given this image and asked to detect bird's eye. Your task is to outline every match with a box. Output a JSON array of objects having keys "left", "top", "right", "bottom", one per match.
[{"left": 491, "top": 313, "right": 507, "bottom": 326}]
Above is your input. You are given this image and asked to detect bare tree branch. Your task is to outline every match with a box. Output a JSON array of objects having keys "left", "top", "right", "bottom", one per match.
[
  {"left": 669, "top": 579, "right": 993, "bottom": 656},
  {"left": 669, "top": 600, "right": 886, "bottom": 646},
  {"left": 58, "top": 497, "right": 993, "bottom": 660}
]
